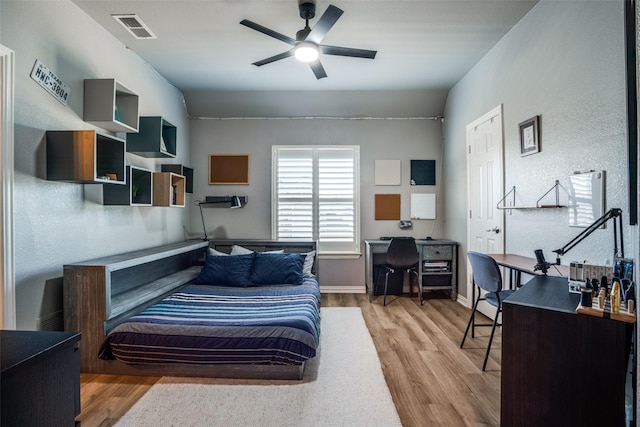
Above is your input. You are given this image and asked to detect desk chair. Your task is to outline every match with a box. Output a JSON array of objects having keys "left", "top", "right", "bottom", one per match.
[
  {"left": 461, "top": 251, "right": 515, "bottom": 371},
  {"left": 383, "top": 237, "right": 422, "bottom": 306}
]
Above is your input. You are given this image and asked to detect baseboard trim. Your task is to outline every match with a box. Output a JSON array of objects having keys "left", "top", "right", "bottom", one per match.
[
  {"left": 456, "top": 294, "right": 471, "bottom": 308},
  {"left": 321, "top": 285, "right": 366, "bottom": 294}
]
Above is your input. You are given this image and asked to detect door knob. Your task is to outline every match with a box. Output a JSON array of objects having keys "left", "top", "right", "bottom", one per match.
[{"left": 485, "top": 227, "right": 500, "bottom": 234}]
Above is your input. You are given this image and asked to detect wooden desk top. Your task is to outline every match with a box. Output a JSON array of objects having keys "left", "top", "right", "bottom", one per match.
[
  {"left": 488, "top": 253, "right": 569, "bottom": 277},
  {"left": 503, "top": 275, "right": 578, "bottom": 314}
]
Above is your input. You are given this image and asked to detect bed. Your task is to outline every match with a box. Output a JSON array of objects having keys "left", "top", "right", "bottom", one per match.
[{"left": 64, "top": 240, "right": 319, "bottom": 380}]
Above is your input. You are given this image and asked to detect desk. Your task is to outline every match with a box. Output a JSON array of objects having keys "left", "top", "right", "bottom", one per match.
[
  {"left": 488, "top": 253, "right": 569, "bottom": 288},
  {"left": 501, "top": 275, "right": 632, "bottom": 426},
  {"left": 1, "top": 330, "right": 82, "bottom": 426},
  {"left": 365, "top": 239, "right": 458, "bottom": 302}
]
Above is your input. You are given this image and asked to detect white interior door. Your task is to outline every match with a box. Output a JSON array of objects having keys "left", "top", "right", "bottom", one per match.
[{"left": 466, "top": 105, "right": 505, "bottom": 318}]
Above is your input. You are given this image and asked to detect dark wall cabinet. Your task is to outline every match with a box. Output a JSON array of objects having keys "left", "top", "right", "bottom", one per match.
[{"left": 1, "top": 330, "right": 81, "bottom": 427}]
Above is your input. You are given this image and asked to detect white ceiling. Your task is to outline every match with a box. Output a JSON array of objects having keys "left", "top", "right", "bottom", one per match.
[{"left": 71, "top": 0, "right": 538, "bottom": 93}]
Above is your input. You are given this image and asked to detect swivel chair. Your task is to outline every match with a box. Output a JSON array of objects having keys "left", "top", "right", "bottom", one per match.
[
  {"left": 460, "top": 251, "right": 515, "bottom": 371},
  {"left": 383, "top": 237, "right": 421, "bottom": 306}
]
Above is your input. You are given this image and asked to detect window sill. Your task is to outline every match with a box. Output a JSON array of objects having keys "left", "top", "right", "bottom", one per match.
[{"left": 318, "top": 252, "right": 362, "bottom": 260}]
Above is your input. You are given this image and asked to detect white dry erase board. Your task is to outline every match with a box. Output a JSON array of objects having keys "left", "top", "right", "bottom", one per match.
[
  {"left": 411, "top": 193, "right": 436, "bottom": 219},
  {"left": 568, "top": 171, "right": 605, "bottom": 228}
]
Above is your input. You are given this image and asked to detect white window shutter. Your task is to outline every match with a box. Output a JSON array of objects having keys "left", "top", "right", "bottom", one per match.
[{"left": 273, "top": 146, "right": 359, "bottom": 254}]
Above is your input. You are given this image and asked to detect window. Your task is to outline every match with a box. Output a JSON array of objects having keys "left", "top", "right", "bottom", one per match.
[{"left": 272, "top": 146, "right": 360, "bottom": 255}]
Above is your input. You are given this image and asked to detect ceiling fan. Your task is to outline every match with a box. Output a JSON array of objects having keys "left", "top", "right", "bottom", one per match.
[{"left": 240, "top": 2, "right": 377, "bottom": 80}]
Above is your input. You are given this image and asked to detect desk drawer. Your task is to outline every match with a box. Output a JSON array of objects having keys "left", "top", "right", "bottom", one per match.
[{"left": 422, "top": 245, "right": 453, "bottom": 260}]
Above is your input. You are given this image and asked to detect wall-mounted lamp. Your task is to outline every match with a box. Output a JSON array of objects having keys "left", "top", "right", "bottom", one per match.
[{"left": 197, "top": 196, "right": 247, "bottom": 240}]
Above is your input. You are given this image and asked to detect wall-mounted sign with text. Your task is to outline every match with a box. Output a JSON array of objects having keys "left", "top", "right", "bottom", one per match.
[{"left": 30, "top": 59, "right": 70, "bottom": 105}]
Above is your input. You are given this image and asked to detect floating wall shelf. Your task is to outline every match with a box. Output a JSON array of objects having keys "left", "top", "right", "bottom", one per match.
[
  {"left": 102, "top": 166, "right": 153, "bottom": 206},
  {"left": 83, "top": 79, "right": 139, "bottom": 133},
  {"left": 497, "top": 180, "right": 566, "bottom": 210},
  {"left": 46, "top": 130, "right": 126, "bottom": 184},
  {"left": 127, "top": 116, "right": 177, "bottom": 158},
  {"left": 153, "top": 172, "right": 185, "bottom": 207},
  {"left": 161, "top": 164, "right": 193, "bottom": 193}
]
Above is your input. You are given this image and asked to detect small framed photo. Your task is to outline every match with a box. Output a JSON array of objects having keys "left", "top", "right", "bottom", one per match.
[{"left": 519, "top": 116, "right": 540, "bottom": 156}]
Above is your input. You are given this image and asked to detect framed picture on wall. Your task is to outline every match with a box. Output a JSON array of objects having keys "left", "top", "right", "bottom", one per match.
[{"left": 519, "top": 116, "right": 540, "bottom": 156}]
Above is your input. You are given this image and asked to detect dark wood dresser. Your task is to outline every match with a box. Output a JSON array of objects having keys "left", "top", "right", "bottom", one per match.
[
  {"left": 501, "top": 275, "right": 633, "bottom": 426},
  {"left": 1, "top": 330, "right": 81, "bottom": 426}
]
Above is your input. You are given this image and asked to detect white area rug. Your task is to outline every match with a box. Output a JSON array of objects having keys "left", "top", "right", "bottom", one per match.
[{"left": 115, "top": 307, "right": 402, "bottom": 427}]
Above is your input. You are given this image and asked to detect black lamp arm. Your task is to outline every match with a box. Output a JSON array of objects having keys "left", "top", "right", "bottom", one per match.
[
  {"left": 552, "top": 208, "right": 623, "bottom": 258},
  {"left": 196, "top": 196, "right": 244, "bottom": 241}
]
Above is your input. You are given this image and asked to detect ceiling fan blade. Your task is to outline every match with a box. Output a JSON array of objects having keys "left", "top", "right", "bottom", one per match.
[
  {"left": 320, "top": 45, "right": 377, "bottom": 59},
  {"left": 309, "top": 60, "right": 328, "bottom": 80},
  {"left": 252, "top": 50, "right": 294, "bottom": 67},
  {"left": 240, "top": 19, "right": 296, "bottom": 46},
  {"left": 306, "top": 5, "right": 343, "bottom": 44}
]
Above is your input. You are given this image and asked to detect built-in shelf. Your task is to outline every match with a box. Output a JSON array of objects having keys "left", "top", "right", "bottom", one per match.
[
  {"left": 127, "top": 116, "right": 176, "bottom": 158},
  {"left": 153, "top": 172, "right": 185, "bottom": 207},
  {"left": 161, "top": 164, "right": 193, "bottom": 193},
  {"left": 102, "top": 166, "right": 153, "bottom": 206},
  {"left": 497, "top": 180, "right": 566, "bottom": 210},
  {"left": 46, "top": 130, "right": 126, "bottom": 184},
  {"left": 83, "top": 79, "right": 139, "bottom": 133}
]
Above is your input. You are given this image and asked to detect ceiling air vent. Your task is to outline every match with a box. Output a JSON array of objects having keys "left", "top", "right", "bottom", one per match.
[{"left": 112, "top": 14, "right": 157, "bottom": 39}]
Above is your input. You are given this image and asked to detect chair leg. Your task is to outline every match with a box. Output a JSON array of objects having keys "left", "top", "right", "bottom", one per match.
[
  {"left": 460, "top": 292, "right": 481, "bottom": 348},
  {"left": 482, "top": 307, "right": 501, "bottom": 371},
  {"left": 410, "top": 270, "right": 423, "bottom": 305},
  {"left": 383, "top": 270, "right": 391, "bottom": 306}
]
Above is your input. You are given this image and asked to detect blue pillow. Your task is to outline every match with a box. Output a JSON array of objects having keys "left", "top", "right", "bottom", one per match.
[
  {"left": 250, "top": 252, "right": 305, "bottom": 286},
  {"left": 194, "top": 253, "right": 254, "bottom": 287}
]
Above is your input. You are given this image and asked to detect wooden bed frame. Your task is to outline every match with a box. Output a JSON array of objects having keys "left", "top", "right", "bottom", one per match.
[{"left": 63, "top": 239, "right": 318, "bottom": 380}]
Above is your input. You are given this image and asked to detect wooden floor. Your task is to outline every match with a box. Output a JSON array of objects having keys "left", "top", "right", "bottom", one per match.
[{"left": 77, "top": 292, "right": 501, "bottom": 427}]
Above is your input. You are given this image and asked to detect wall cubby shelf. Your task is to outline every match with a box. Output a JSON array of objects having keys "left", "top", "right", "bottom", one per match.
[
  {"left": 127, "top": 116, "right": 177, "bottom": 158},
  {"left": 161, "top": 164, "right": 193, "bottom": 193},
  {"left": 83, "top": 79, "right": 139, "bottom": 133},
  {"left": 153, "top": 172, "right": 185, "bottom": 207},
  {"left": 102, "top": 166, "right": 153, "bottom": 206},
  {"left": 46, "top": 130, "right": 126, "bottom": 184},
  {"left": 497, "top": 180, "right": 566, "bottom": 210}
]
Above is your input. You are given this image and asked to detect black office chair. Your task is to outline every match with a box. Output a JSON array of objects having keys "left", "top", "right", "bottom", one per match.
[
  {"left": 383, "top": 237, "right": 422, "bottom": 306},
  {"left": 461, "top": 251, "right": 515, "bottom": 371}
]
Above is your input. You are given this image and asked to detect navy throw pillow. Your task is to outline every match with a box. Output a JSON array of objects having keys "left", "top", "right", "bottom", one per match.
[
  {"left": 250, "top": 252, "right": 305, "bottom": 286},
  {"left": 195, "top": 253, "right": 255, "bottom": 287}
]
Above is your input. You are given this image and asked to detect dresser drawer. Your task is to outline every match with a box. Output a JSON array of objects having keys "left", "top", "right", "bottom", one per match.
[{"left": 422, "top": 245, "right": 453, "bottom": 260}]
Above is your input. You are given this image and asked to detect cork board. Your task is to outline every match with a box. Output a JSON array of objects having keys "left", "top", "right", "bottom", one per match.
[
  {"left": 375, "top": 194, "right": 401, "bottom": 220},
  {"left": 209, "top": 154, "right": 249, "bottom": 184}
]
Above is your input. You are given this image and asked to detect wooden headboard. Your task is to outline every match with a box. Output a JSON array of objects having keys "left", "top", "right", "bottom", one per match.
[{"left": 208, "top": 239, "right": 319, "bottom": 277}]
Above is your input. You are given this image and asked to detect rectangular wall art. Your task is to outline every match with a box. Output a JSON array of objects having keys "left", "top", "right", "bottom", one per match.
[{"left": 209, "top": 154, "right": 250, "bottom": 185}]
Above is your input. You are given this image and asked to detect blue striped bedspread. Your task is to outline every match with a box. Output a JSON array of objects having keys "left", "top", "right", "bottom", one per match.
[{"left": 99, "top": 277, "right": 321, "bottom": 366}]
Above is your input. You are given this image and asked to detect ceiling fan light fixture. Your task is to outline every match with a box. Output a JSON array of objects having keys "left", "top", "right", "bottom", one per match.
[{"left": 295, "top": 42, "right": 319, "bottom": 62}]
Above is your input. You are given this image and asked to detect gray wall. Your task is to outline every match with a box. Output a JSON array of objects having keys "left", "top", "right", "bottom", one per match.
[
  {"left": 189, "top": 93, "right": 446, "bottom": 290},
  {"left": 443, "top": 0, "right": 637, "bottom": 301},
  {"left": 2, "top": 0, "right": 190, "bottom": 329}
]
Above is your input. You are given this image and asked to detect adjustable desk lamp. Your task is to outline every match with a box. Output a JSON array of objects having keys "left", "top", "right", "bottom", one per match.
[
  {"left": 552, "top": 207, "right": 624, "bottom": 264},
  {"left": 533, "top": 208, "right": 624, "bottom": 274},
  {"left": 197, "top": 196, "right": 242, "bottom": 241}
]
